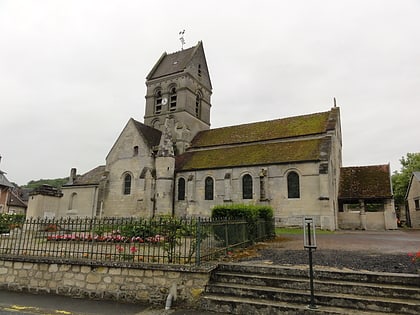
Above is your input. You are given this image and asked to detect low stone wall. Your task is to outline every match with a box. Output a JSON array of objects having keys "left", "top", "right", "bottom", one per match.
[{"left": 0, "top": 257, "right": 213, "bottom": 306}]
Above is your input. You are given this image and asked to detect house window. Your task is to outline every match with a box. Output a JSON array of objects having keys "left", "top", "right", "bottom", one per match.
[
  {"left": 195, "top": 92, "right": 201, "bottom": 117},
  {"left": 178, "top": 178, "right": 185, "bottom": 201},
  {"left": 287, "top": 171, "right": 300, "bottom": 199},
  {"left": 198, "top": 64, "right": 202, "bottom": 77},
  {"left": 155, "top": 90, "right": 162, "bottom": 114},
  {"left": 123, "top": 174, "right": 132, "bottom": 195},
  {"left": 169, "top": 87, "right": 177, "bottom": 111},
  {"left": 133, "top": 146, "right": 139, "bottom": 156},
  {"left": 205, "top": 177, "right": 214, "bottom": 200},
  {"left": 415, "top": 199, "right": 420, "bottom": 210},
  {"left": 242, "top": 174, "right": 253, "bottom": 199}
]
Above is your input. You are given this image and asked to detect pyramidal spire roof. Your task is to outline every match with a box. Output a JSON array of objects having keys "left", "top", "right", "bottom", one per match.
[{"left": 146, "top": 41, "right": 204, "bottom": 80}]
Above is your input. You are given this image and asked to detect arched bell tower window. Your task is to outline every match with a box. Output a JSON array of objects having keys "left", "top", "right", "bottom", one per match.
[
  {"left": 123, "top": 173, "right": 132, "bottom": 195},
  {"left": 195, "top": 91, "right": 202, "bottom": 118},
  {"left": 242, "top": 174, "right": 253, "bottom": 199},
  {"left": 155, "top": 90, "right": 162, "bottom": 114},
  {"left": 287, "top": 171, "right": 300, "bottom": 199},
  {"left": 204, "top": 176, "right": 214, "bottom": 200},
  {"left": 169, "top": 86, "right": 177, "bottom": 112}
]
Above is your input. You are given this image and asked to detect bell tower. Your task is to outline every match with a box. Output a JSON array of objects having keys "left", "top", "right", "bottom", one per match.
[{"left": 144, "top": 41, "right": 212, "bottom": 154}]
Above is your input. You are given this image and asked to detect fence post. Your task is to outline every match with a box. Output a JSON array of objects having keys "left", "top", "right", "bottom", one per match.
[{"left": 195, "top": 218, "right": 201, "bottom": 266}]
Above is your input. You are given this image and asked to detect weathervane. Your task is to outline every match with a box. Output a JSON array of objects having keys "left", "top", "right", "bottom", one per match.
[{"left": 179, "top": 30, "right": 185, "bottom": 50}]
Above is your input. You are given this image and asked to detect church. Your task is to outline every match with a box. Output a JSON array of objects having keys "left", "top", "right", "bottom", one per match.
[{"left": 26, "top": 41, "right": 397, "bottom": 230}]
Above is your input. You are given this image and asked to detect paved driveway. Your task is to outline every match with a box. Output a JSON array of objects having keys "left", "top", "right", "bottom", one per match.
[{"left": 276, "top": 229, "right": 420, "bottom": 254}]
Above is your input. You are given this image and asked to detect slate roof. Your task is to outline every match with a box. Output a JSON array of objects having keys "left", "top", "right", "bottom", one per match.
[
  {"left": 7, "top": 190, "right": 27, "bottom": 208},
  {"left": 146, "top": 44, "right": 198, "bottom": 80},
  {"left": 176, "top": 138, "right": 326, "bottom": 171},
  {"left": 0, "top": 171, "right": 14, "bottom": 188},
  {"left": 132, "top": 119, "right": 162, "bottom": 148},
  {"left": 191, "top": 110, "right": 332, "bottom": 148},
  {"left": 338, "top": 164, "right": 392, "bottom": 200},
  {"left": 64, "top": 165, "right": 106, "bottom": 187}
]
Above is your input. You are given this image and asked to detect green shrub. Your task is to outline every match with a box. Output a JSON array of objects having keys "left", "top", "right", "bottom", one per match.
[
  {"left": 211, "top": 204, "right": 274, "bottom": 243},
  {"left": 0, "top": 213, "right": 25, "bottom": 234}
]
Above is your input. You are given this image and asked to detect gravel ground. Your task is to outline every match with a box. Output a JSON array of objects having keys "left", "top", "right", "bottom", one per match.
[{"left": 235, "top": 231, "right": 420, "bottom": 274}]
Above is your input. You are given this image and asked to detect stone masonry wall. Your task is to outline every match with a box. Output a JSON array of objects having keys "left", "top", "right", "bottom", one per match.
[{"left": 0, "top": 258, "right": 211, "bottom": 306}]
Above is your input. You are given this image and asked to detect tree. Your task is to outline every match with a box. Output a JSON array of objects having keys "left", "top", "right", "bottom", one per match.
[{"left": 392, "top": 153, "right": 420, "bottom": 205}]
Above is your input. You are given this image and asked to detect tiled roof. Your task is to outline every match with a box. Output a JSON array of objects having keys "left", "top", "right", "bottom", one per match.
[
  {"left": 132, "top": 119, "right": 162, "bottom": 147},
  {"left": 65, "top": 165, "right": 106, "bottom": 186},
  {"left": 146, "top": 45, "right": 197, "bottom": 80},
  {"left": 338, "top": 164, "right": 392, "bottom": 200},
  {"left": 176, "top": 138, "right": 325, "bottom": 171},
  {"left": 191, "top": 111, "right": 332, "bottom": 148}
]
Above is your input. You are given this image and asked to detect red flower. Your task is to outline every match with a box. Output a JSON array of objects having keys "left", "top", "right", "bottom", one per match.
[{"left": 130, "top": 246, "right": 137, "bottom": 253}]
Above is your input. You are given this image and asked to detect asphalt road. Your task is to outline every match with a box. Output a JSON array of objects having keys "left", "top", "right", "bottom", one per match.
[{"left": 0, "top": 290, "right": 223, "bottom": 315}]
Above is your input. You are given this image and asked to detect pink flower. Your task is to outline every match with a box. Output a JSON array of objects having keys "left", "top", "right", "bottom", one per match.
[
  {"left": 116, "top": 245, "right": 124, "bottom": 253},
  {"left": 130, "top": 246, "right": 137, "bottom": 253}
]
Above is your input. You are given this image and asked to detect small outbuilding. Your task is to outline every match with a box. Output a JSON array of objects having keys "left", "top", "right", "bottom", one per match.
[
  {"left": 338, "top": 164, "right": 397, "bottom": 230},
  {"left": 405, "top": 172, "right": 420, "bottom": 228}
]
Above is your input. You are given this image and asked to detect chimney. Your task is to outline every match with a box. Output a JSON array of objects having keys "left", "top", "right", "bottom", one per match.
[{"left": 69, "top": 168, "right": 77, "bottom": 184}]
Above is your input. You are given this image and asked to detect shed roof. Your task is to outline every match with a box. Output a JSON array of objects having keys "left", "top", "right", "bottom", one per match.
[
  {"left": 339, "top": 164, "right": 392, "bottom": 200},
  {"left": 63, "top": 165, "right": 106, "bottom": 187}
]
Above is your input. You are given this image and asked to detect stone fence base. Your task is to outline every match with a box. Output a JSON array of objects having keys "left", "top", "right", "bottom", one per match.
[{"left": 0, "top": 257, "right": 213, "bottom": 307}]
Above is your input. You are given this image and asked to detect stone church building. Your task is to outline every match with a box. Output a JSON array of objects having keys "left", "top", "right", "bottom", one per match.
[{"left": 26, "top": 41, "right": 397, "bottom": 230}]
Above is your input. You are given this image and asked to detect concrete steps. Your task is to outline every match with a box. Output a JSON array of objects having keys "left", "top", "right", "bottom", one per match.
[{"left": 201, "top": 263, "right": 420, "bottom": 314}]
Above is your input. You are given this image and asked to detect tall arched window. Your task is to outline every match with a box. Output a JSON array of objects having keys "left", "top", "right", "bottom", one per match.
[
  {"left": 169, "top": 86, "right": 177, "bottom": 111},
  {"left": 68, "top": 192, "right": 78, "bottom": 210},
  {"left": 195, "top": 91, "right": 202, "bottom": 117},
  {"left": 242, "top": 174, "right": 253, "bottom": 199},
  {"left": 123, "top": 173, "right": 132, "bottom": 195},
  {"left": 155, "top": 90, "right": 162, "bottom": 114},
  {"left": 205, "top": 177, "right": 214, "bottom": 200},
  {"left": 287, "top": 171, "right": 300, "bottom": 198},
  {"left": 178, "top": 178, "right": 185, "bottom": 200}
]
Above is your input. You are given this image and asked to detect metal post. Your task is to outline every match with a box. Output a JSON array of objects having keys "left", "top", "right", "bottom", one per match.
[{"left": 304, "top": 217, "right": 317, "bottom": 310}]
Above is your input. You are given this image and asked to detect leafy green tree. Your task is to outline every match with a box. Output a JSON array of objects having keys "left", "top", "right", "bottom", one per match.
[
  {"left": 392, "top": 153, "right": 420, "bottom": 205},
  {"left": 22, "top": 178, "right": 69, "bottom": 190}
]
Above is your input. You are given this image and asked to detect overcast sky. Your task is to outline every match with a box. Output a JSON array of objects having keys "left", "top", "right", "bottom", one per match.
[{"left": 1, "top": 0, "right": 419, "bottom": 186}]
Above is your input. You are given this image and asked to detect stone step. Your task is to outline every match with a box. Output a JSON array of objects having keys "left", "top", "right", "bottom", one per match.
[
  {"left": 202, "top": 293, "right": 388, "bottom": 315},
  {"left": 217, "top": 263, "right": 420, "bottom": 286},
  {"left": 213, "top": 270, "right": 420, "bottom": 299},
  {"left": 206, "top": 282, "right": 420, "bottom": 314}
]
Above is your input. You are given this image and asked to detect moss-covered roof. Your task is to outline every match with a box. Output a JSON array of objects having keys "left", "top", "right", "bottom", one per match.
[
  {"left": 191, "top": 111, "right": 331, "bottom": 148},
  {"left": 176, "top": 138, "right": 324, "bottom": 171},
  {"left": 338, "top": 165, "right": 392, "bottom": 200}
]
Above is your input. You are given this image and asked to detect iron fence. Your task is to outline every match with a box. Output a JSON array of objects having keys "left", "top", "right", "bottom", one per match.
[{"left": 0, "top": 216, "right": 273, "bottom": 266}]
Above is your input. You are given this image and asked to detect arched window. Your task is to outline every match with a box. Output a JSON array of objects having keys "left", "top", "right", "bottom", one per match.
[
  {"left": 287, "top": 171, "right": 300, "bottom": 198},
  {"left": 178, "top": 178, "right": 185, "bottom": 201},
  {"left": 205, "top": 177, "right": 214, "bottom": 200},
  {"left": 155, "top": 90, "right": 162, "bottom": 114},
  {"left": 68, "top": 192, "right": 77, "bottom": 210},
  {"left": 169, "top": 86, "right": 177, "bottom": 111},
  {"left": 242, "top": 174, "right": 253, "bottom": 199},
  {"left": 195, "top": 91, "right": 202, "bottom": 117},
  {"left": 123, "top": 173, "right": 132, "bottom": 195}
]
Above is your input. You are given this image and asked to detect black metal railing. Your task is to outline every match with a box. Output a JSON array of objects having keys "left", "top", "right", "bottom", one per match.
[{"left": 0, "top": 216, "right": 273, "bottom": 266}]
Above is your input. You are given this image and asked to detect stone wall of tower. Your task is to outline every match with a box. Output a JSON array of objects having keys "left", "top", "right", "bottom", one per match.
[{"left": 155, "top": 156, "right": 175, "bottom": 216}]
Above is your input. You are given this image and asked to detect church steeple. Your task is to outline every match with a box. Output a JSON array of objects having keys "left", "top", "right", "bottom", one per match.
[{"left": 144, "top": 41, "right": 212, "bottom": 154}]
